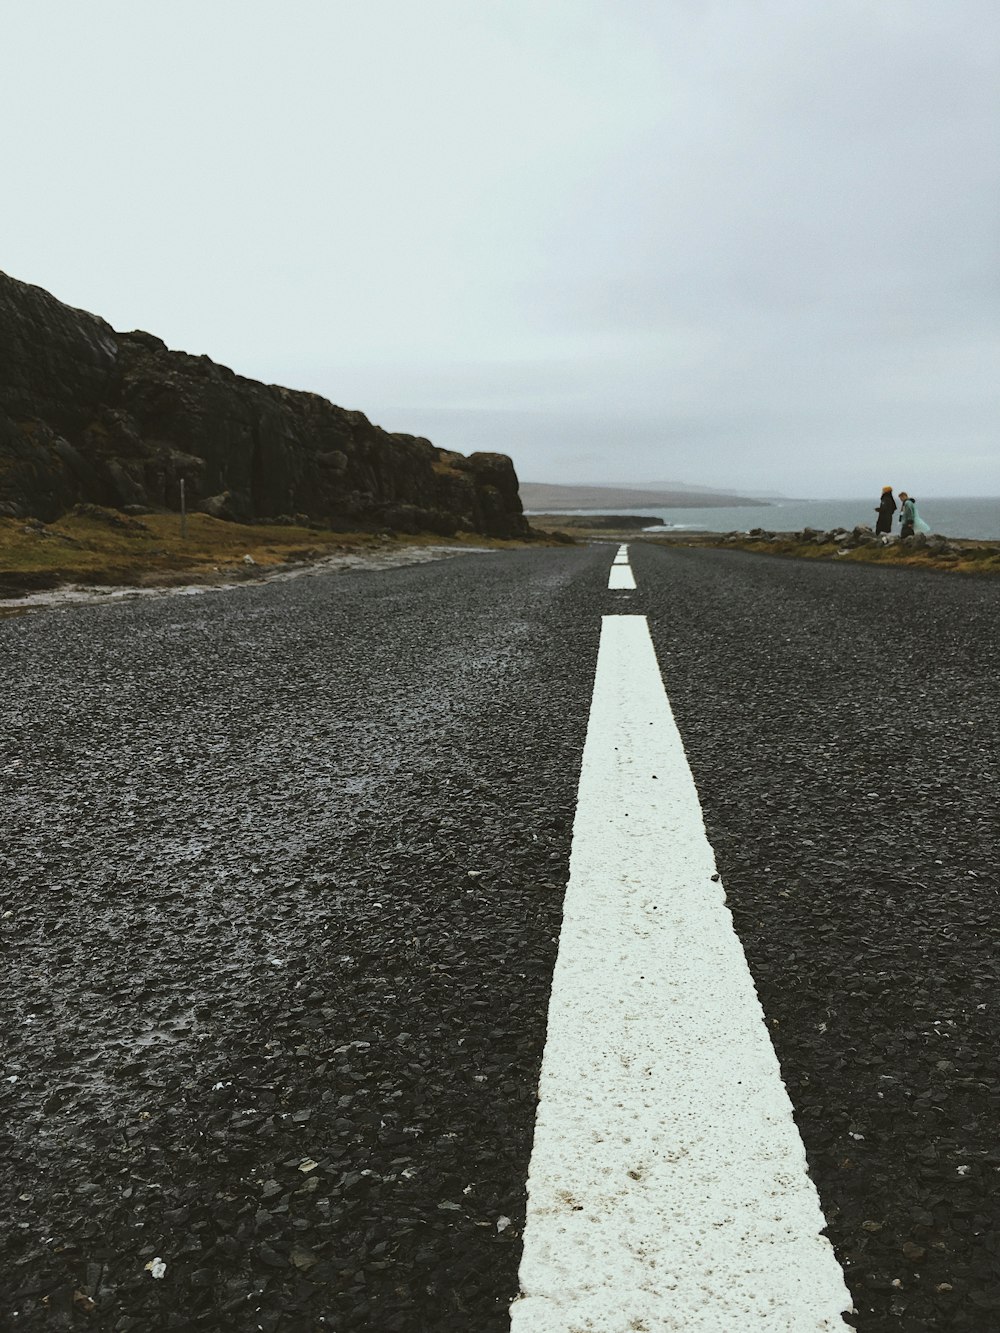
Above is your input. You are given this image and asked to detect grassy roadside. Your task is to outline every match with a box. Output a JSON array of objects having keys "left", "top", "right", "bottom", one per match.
[
  {"left": 0, "top": 506, "right": 540, "bottom": 603},
  {"left": 653, "top": 533, "right": 1000, "bottom": 576},
  {"left": 6, "top": 506, "right": 994, "bottom": 609},
  {"left": 529, "top": 517, "right": 1000, "bottom": 576}
]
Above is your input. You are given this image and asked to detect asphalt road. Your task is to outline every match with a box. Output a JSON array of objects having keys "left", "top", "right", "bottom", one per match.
[{"left": 1, "top": 543, "right": 997, "bottom": 1332}]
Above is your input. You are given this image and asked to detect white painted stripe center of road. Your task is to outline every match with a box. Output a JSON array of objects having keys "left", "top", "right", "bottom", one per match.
[
  {"left": 607, "top": 565, "right": 636, "bottom": 589},
  {"left": 608, "top": 545, "right": 635, "bottom": 589},
  {"left": 510, "top": 615, "right": 852, "bottom": 1333}
]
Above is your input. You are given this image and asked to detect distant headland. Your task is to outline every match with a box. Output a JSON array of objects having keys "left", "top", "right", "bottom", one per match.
[{"left": 519, "top": 482, "right": 771, "bottom": 511}]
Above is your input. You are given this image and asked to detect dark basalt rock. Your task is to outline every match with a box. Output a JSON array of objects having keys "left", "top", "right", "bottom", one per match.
[
  {"left": 532, "top": 514, "right": 662, "bottom": 531},
  {"left": 0, "top": 271, "right": 529, "bottom": 537}
]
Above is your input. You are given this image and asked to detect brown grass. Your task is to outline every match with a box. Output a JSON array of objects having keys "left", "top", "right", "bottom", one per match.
[
  {"left": 0, "top": 508, "right": 543, "bottom": 598},
  {"left": 644, "top": 533, "right": 1000, "bottom": 577}
]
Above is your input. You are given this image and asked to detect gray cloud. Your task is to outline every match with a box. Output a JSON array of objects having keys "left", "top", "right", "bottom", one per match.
[{"left": 2, "top": 0, "right": 996, "bottom": 496}]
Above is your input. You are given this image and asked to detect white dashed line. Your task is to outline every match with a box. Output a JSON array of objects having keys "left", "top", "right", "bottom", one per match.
[
  {"left": 510, "top": 614, "right": 852, "bottom": 1333},
  {"left": 607, "top": 565, "right": 635, "bottom": 589},
  {"left": 608, "top": 545, "right": 635, "bottom": 589}
]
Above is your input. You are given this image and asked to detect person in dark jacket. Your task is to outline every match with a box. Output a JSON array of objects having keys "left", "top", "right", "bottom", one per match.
[{"left": 875, "top": 486, "right": 897, "bottom": 535}]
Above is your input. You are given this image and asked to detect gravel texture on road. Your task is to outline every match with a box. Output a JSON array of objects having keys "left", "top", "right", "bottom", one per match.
[
  {"left": 0, "top": 547, "right": 607, "bottom": 1332},
  {"left": 4, "top": 541, "right": 998, "bottom": 1333},
  {"left": 631, "top": 543, "right": 1000, "bottom": 1333}
]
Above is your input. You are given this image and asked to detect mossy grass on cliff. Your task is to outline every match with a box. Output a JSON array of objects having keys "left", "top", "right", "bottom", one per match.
[{"left": 0, "top": 506, "right": 537, "bottom": 601}]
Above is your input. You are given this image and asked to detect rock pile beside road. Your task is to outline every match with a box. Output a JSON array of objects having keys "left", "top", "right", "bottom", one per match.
[
  {"left": 709, "top": 526, "right": 1000, "bottom": 573},
  {"left": 730, "top": 525, "right": 975, "bottom": 553}
]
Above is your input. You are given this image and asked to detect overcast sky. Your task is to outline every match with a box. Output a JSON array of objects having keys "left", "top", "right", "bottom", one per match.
[{"left": 3, "top": 1, "right": 997, "bottom": 496}]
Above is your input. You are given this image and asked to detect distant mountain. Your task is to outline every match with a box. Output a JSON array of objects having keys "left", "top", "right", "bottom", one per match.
[
  {"left": 519, "top": 482, "right": 770, "bottom": 510},
  {"left": 634, "top": 480, "right": 792, "bottom": 500}
]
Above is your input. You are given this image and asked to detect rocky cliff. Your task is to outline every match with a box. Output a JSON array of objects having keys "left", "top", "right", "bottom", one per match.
[{"left": 0, "top": 272, "right": 528, "bottom": 537}]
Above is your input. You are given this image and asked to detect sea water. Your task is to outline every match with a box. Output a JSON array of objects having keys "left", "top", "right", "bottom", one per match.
[{"left": 527, "top": 497, "right": 1000, "bottom": 541}]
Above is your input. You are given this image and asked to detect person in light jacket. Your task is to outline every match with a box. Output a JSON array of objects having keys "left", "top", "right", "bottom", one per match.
[{"left": 898, "top": 492, "right": 915, "bottom": 538}]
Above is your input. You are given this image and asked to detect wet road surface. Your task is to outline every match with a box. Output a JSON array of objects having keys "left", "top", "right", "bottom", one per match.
[{"left": 1, "top": 543, "right": 998, "bottom": 1331}]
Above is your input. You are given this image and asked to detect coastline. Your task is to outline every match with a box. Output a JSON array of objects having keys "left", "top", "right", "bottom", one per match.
[
  {"left": 527, "top": 496, "right": 1000, "bottom": 542},
  {"left": 528, "top": 515, "right": 1000, "bottom": 576}
]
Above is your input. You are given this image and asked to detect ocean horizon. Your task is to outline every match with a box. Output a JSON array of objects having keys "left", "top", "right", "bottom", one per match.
[{"left": 525, "top": 496, "right": 1000, "bottom": 541}]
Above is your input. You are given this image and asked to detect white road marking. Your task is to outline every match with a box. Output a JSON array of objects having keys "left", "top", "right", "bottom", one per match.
[
  {"left": 608, "top": 565, "right": 636, "bottom": 590},
  {"left": 511, "top": 615, "right": 852, "bottom": 1333},
  {"left": 613, "top": 545, "right": 630, "bottom": 565}
]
